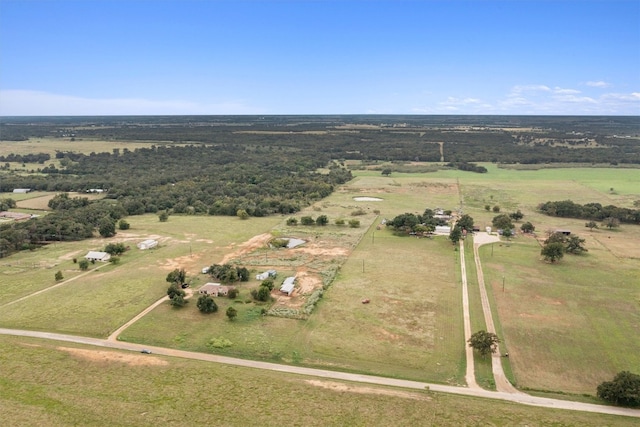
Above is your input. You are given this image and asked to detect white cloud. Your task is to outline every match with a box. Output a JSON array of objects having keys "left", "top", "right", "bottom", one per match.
[
  {"left": 553, "top": 87, "right": 581, "bottom": 95},
  {"left": 509, "top": 85, "right": 551, "bottom": 96},
  {"left": 0, "top": 90, "right": 265, "bottom": 116},
  {"left": 585, "top": 81, "right": 611, "bottom": 88}
]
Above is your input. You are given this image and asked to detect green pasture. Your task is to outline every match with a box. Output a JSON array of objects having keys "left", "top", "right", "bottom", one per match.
[
  {"left": 0, "top": 215, "right": 281, "bottom": 337},
  {"left": 480, "top": 233, "right": 640, "bottom": 395},
  {"left": 2, "top": 336, "right": 636, "bottom": 427},
  {"left": 0, "top": 164, "right": 638, "bottom": 399}
]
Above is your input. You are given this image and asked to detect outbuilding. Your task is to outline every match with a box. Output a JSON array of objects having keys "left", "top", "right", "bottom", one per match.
[
  {"left": 85, "top": 251, "right": 111, "bottom": 262},
  {"left": 280, "top": 276, "right": 296, "bottom": 296},
  {"left": 256, "top": 269, "right": 277, "bottom": 280},
  {"left": 137, "top": 239, "right": 158, "bottom": 250}
]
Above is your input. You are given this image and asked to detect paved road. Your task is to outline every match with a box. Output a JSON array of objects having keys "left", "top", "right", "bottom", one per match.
[{"left": 1, "top": 327, "right": 638, "bottom": 419}]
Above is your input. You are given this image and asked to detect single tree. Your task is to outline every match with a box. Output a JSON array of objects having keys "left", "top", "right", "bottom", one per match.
[
  {"left": 565, "top": 235, "right": 588, "bottom": 254},
  {"left": 457, "top": 214, "right": 474, "bottom": 232},
  {"left": 300, "top": 216, "right": 315, "bottom": 226},
  {"left": 585, "top": 221, "right": 598, "bottom": 231},
  {"left": 520, "top": 221, "right": 535, "bottom": 233},
  {"left": 449, "top": 226, "right": 462, "bottom": 244},
  {"left": 597, "top": 371, "right": 640, "bottom": 407},
  {"left": 226, "top": 306, "right": 238, "bottom": 321},
  {"left": 468, "top": 330, "right": 500, "bottom": 357},
  {"left": 492, "top": 214, "right": 514, "bottom": 232},
  {"left": 286, "top": 217, "right": 298, "bottom": 226},
  {"left": 484, "top": 204, "right": 491, "bottom": 211},
  {"left": 315, "top": 215, "right": 329, "bottom": 226},
  {"left": 118, "top": 219, "right": 130, "bottom": 230},
  {"left": 237, "top": 209, "right": 249, "bottom": 220},
  {"left": 167, "top": 284, "right": 185, "bottom": 300},
  {"left": 381, "top": 168, "right": 392, "bottom": 176},
  {"left": 509, "top": 210, "right": 524, "bottom": 222},
  {"left": 170, "top": 291, "right": 187, "bottom": 307},
  {"left": 602, "top": 217, "right": 620, "bottom": 229},
  {"left": 104, "top": 242, "right": 126, "bottom": 256},
  {"left": 166, "top": 268, "right": 187, "bottom": 286},
  {"left": 227, "top": 287, "right": 239, "bottom": 299},
  {"left": 79, "top": 259, "right": 90, "bottom": 271},
  {"left": 197, "top": 295, "right": 218, "bottom": 313},
  {"left": 492, "top": 205, "right": 501, "bottom": 213},
  {"left": 541, "top": 242, "right": 565, "bottom": 263},
  {"left": 98, "top": 217, "right": 116, "bottom": 238},
  {"left": 348, "top": 219, "right": 360, "bottom": 228},
  {"left": 54, "top": 270, "right": 64, "bottom": 281},
  {"left": 159, "top": 211, "right": 169, "bottom": 222}
]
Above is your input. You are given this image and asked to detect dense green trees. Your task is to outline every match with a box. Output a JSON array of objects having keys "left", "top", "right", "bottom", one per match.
[
  {"left": 539, "top": 200, "right": 640, "bottom": 225},
  {"left": 597, "top": 371, "right": 640, "bottom": 407},
  {"left": 166, "top": 268, "right": 187, "bottom": 286},
  {"left": 207, "top": 264, "right": 250, "bottom": 283}
]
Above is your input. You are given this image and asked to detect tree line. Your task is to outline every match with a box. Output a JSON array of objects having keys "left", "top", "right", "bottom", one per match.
[{"left": 538, "top": 200, "right": 640, "bottom": 224}]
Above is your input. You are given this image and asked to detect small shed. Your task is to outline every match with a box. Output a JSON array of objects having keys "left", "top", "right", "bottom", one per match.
[
  {"left": 137, "top": 239, "right": 158, "bottom": 250},
  {"left": 555, "top": 229, "right": 572, "bottom": 236},
  {"left": 280, "top": 276, "right": 296, "bottom": 296},
  {"left": 256, "top": 269, "right": 277, "bottom": 281},
  {"left": 85, "top": 251, "right": 111, "bottom": 262}
]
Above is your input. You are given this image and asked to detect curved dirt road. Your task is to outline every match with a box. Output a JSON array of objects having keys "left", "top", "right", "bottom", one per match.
[{"left": 1, "top": 327, "right": 638, "bottom": 419}]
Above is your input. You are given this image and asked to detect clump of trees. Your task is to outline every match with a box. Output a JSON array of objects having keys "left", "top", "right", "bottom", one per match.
[
  {"left": 251, "top": 279, "right": 274, "bottom": 302},
  {"left": 207, "top": 264, "right": 249, "bottom": 283},
  {"left": 597, "top": 371, "right": 640, "bottom": 407},
  {"left": 540, "top": 232, "right": 588, "bottom": 263},
  {"left": 387, "top": 209, "right": 451, "bottom": 235}
]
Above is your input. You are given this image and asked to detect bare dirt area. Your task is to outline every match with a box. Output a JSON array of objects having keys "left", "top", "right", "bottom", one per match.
[
  {"left": 304, "top": 379, "right": 431, "bottom": 401},
  {"left": 58, "top": 346, "right": 168, "bottom": 366}
]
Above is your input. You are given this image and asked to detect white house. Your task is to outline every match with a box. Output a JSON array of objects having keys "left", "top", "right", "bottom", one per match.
[
  {"left": 137, "top": 239, "right": 158, "bottom": 250},
  {"left": 85, "top": 251, "right": 111, "bottom": 262},
  {"left": 280, "top": 276, "right": 296, "bottom": 296}
]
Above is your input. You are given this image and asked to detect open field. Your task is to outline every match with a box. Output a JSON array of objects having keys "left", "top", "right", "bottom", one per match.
[
  {"left": 0, "top": 137, "right": 163, "bottom": 157},
  {"left": 0, "top": 163, "right": 638, "bottom": 406},
  {"left": 2, "top": 336, "right": 636, "bottom": 427}
]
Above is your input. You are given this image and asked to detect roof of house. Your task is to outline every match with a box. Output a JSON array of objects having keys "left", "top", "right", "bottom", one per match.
[
  {"left": 200, "top": 282, "right": 222, "bottom": 291},
  {"left": 85, "top": 251, "right": 110, "bottom": 260}
]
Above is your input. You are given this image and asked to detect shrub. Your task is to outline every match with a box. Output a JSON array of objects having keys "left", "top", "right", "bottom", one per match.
[{"left": 348, "top": 219, "right": 360, "bottom": 228}]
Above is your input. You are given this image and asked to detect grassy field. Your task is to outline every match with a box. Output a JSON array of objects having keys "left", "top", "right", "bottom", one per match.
[
  {"left": 0, "top": 163, "right": 638, "bottom": 406},
  {"left": 122, "top": 174, "right": 466, "bottom": 384},
  {"left": 1, "top": 335, "right": 637, "bottom": 427},
  {"left": 0, "top": 137, "right": 162, "bottom": 157}
]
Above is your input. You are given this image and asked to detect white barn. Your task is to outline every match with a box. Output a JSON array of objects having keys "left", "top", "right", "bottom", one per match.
[
  {"left": 280, "top": 276, "right": 296, "bottom": 296},
  {"left": 137, "top": 239, "right": 158, "bottom": 250},
  {"left": 256, "top": 269, "right": 277, "bottom": 280}
]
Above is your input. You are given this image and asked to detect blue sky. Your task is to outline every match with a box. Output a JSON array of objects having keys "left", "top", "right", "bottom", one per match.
[{"left": 1, "top": 0, "right": 639, "bottom": 115}]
